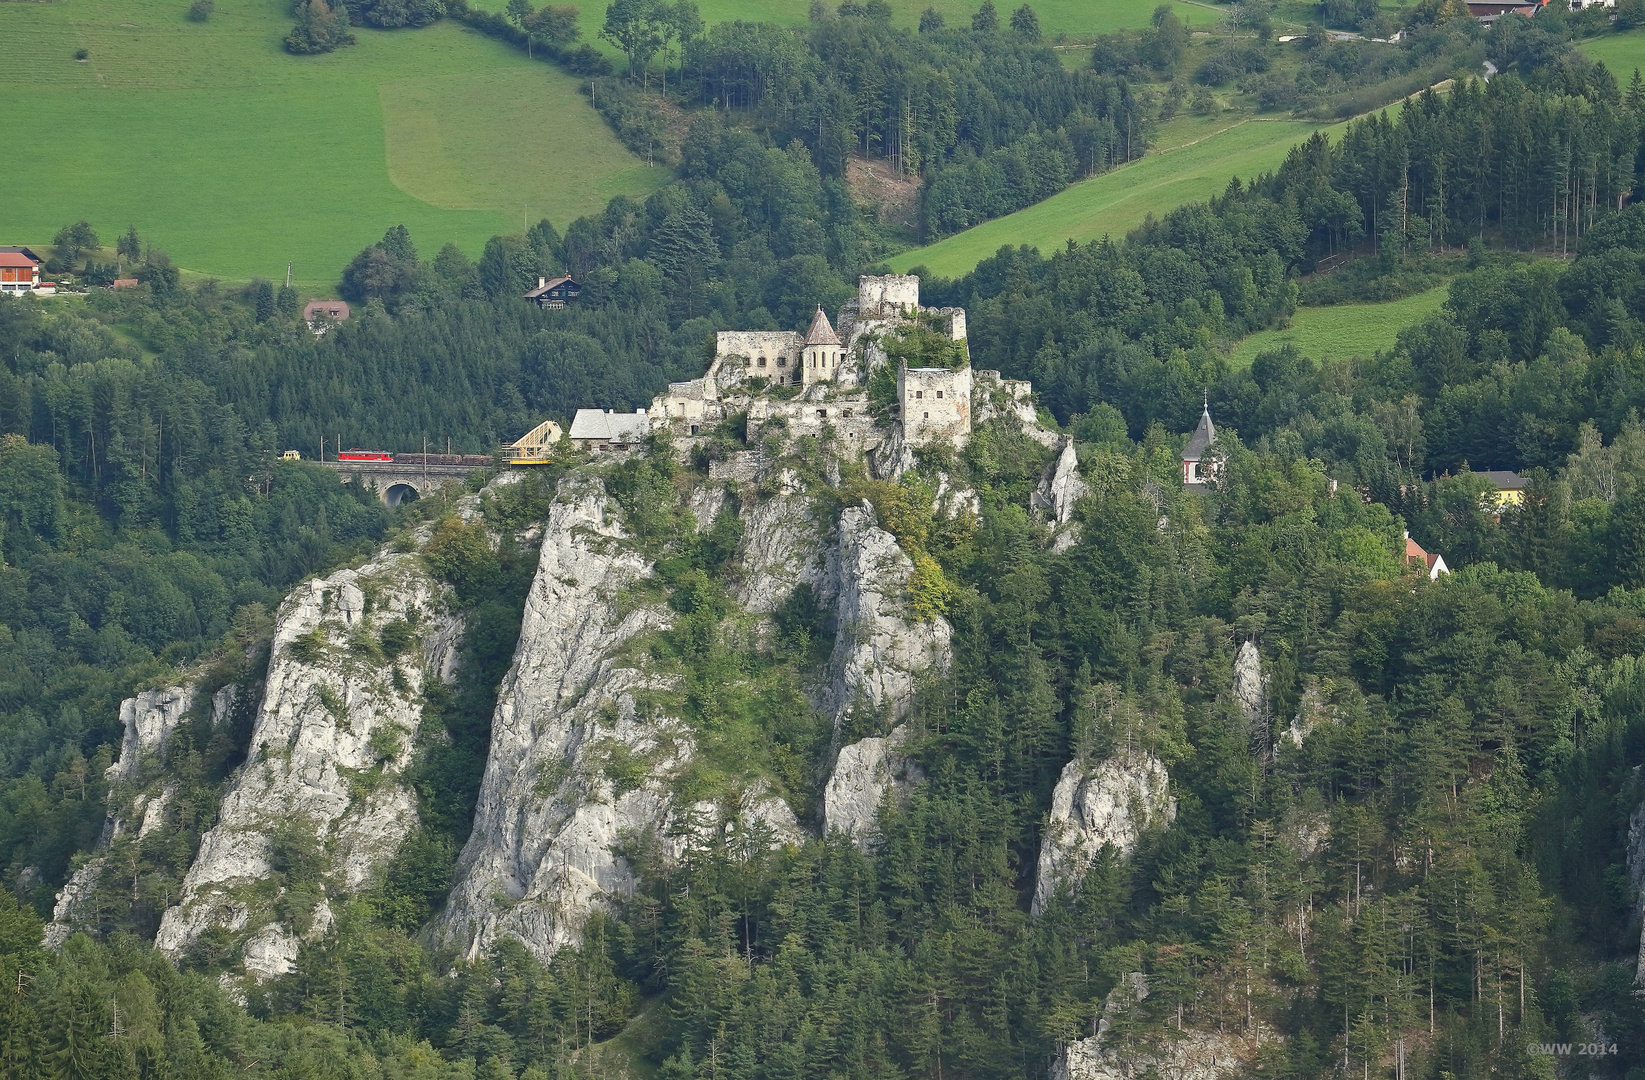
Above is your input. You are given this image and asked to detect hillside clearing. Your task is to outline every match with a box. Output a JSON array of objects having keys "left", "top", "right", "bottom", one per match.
[
  {"left": 1226, "top": 285, "right": 1450, "bottom": 368},
  {"left": 458, "top": 0, "right": 1215, "bottom": 63},
  {"left": 889, "top": 116, "right": 1343, "bottom": 277},
  {"left": 1577, "top": 28, "right": 1645, "bottom": 76},
  {"left": 0, "top": 0, "right": 661, "bottom": 290}
]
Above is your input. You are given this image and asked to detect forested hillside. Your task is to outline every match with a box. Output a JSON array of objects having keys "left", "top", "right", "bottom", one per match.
[{"left": 8, "top": 65, "right": 1645, "bottom": 1080}]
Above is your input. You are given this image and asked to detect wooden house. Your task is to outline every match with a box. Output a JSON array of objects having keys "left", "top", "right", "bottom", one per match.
[
  {"left": 525, "top": 275, "right": 580, "bottom": 309},
  {"left": 0, "top": 249, "right": 42, "bottom": 295}
]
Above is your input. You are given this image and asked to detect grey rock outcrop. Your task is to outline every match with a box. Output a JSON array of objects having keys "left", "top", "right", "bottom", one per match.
[
  {"left": 1034, "top": 440, "right": 1088, "bottom": 553},
  {"left": 1233, "top": 641, "right": 1267, "bottom": 735},
  {"left": 1279, "top": 679, "right": 1337, "bottom": 755},
  {"left": 1032, "top": 754, "right": 1175, "bottom": 916},
  {"left": 46, "top": 685, "right": 213, "bottom": 947},
  {"left": 735, "top": 493, "right": 828, "bottom": 617},
  {"left": 1052, "top": 1025, "right": 1253, "bottom": 1080},
  {"left": 434, "top": 476, "right": 674, "bottom": 961},
  {"left": 1052, "top": 969, "right": 1262, "bottom": 1080},
  {"left": 933, "top": 471, "right": 981, "bottom": 520},
  {"left": 154, "top": 542, "right": 462, "bottom": 979},
  {"left": 1034, "top": 441, "right": 1088, "bottom": 525},
  {"left": 823, "top": 729, "right": 923, "bottom": 844},
  {"left": 43, "top": 861, "right": 104, "bottom": 949},
  {"left": 871, "top": 424, "right": 917, "bottom": 480},
  {"left": 112, "top": 687, "right": 195, "bottom": 782},
  {"left": 823, "top": 505, "right": 951, "bottom": 732}
]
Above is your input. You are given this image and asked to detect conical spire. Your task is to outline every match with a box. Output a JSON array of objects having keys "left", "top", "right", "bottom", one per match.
[
  {"left": 805, "top": 304, "right": 840, "bottom": 346},
  {"left": 1182, "top": 394, "right": 1215, "bottom": 462}
]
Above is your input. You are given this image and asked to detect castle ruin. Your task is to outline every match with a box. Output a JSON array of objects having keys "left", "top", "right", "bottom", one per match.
[{"left": 638, "top": 274, "right": 1033, "bottom": 466}]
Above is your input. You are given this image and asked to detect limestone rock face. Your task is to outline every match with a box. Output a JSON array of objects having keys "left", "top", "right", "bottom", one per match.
[
  {"left": 112, "top": 688, "right": 195, "bottom": 782},
  {"left": 1280, "top": 679, "right": 1337, "bottom": 754},
  {"left": 871, "top": 423, "right": 916, "bottom": 481},
  {"left": 736, "top": 493, "right": 829, "bottom": 617},
  {"left": 434, "top": 476, "right": 692, "bottom": 962},
  {"left": 154, "top": 542, "right": 462, "bottom": 979},
  {"left": 43, "top": 862, "right": 104, "bottom": 949},
  {"left": 1233, "top": 641, "right": 1267, "bottom": 732},
  {"left": 1034, "top": 440, "right": 1089, "bottom": 526},
  {"left": 933, "top": 471, "right": 981, "bottom": 521},
  {"left": 1033, "top": 440, "right": 1088, "bottom": 553},
  {"left": 45, "top": 684, "right": 224, "bottom": 947},
  {"left": 823, "top": 729, "right": 923, "bottom": 844},
  {"left": 1032, "top": 754, "right": 1175, "bottom": 915},
  {"left": 1051, "top": 969, "right": 1261, "bottom": 1080},
  {"left": 822, "top": 506, "right": 951, "bottom": 732},
  {"left": 1052, "top": 1026, "right": 1254, "bottom": 1080}
]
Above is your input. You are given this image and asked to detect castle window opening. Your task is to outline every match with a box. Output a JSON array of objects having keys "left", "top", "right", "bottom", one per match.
[
  {"left": 936, "top": 391, "right": 943, "bottom": 399},
  {"left": 690, "top": 425, "right": 700, "bottom": 435},
  {"left": 923, "top": 412, "right": 929, "bottom": 419},
  {"left": 817, "top": 409, "right": 827, "bottom": 419},
  {"left": 758, "top": 357, "right": 767, "bottom": 367},
  {"left": 778, "top": 357, "right": 787, "bottom": 367},
  {"left": 843, "top": 409, "right": 853, "bottom": 418},
  {"left": 915, "top": 390, "right": 923, "bottom": 399}
]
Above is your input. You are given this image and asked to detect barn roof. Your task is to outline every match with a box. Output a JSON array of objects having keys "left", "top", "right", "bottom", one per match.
[
  {"left": 569, "top": 408, "right": 650, "bottom": 442},
  {"left": 0, "top": 252, "right": 40, "bottom": 268}
]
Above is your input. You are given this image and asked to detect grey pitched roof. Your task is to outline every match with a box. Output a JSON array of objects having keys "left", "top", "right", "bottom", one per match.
[
  {"left": 1472, "top": 469, "right": 1527, "bottom": 490},
  {"left": 1182, "top": 405, "right": 1215, "bottom": 461},
  {"left": 568, "top": 408, "right": 650, "bottom": 442}
]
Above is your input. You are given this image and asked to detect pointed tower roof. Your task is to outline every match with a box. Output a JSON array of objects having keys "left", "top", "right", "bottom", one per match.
[
  {"left": 805, "top": 305, "right": 841, "bottom": 346},
  {"left": 1182, "top": 396, "right": 1215, "bottom": 462}
]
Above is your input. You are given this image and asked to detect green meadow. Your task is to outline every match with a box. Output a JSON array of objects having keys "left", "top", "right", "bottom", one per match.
[
  {"left": 1225, "top": 285, "right": 1449, "bottom": 368},
  {"left": 889, "top": 115, "right": 1345, "bottom": 277},
  {"left": 1577, "top": 28, "right": 1645, "bottom": 77},
  {"left": 0, "top": 0, "right": 662, "bottom": 291},
  {"left": 458, "top": 0, "right": 1217, "bottom": 54}
]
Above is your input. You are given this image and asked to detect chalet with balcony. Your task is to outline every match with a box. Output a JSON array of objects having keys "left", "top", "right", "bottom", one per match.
[{"left": 525, "top": 275, "right": 580, "bottom": 309}]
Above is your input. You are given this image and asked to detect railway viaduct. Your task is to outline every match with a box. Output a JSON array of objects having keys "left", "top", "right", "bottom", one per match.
[{"left": 319, "top": 460, "right": 487, "bottom": 506}]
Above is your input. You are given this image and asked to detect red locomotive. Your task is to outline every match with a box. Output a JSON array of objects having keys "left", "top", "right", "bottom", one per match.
[{"left": 336, "top": 449, "right": 394, "bottom": 462}]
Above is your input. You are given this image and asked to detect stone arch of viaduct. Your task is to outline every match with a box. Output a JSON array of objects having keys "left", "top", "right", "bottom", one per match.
[{"left": 319, "top": 461, "right": 485, "bottom": 506}]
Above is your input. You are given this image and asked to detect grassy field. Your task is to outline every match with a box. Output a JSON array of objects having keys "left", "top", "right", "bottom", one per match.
[
  {"left": 1577, "top": 29, "right": 1645, "bottom": 77},
  {"left": 888, "top": 115, "right": 1345, "bottom": 277},
  {"left": 458, "top": 0, "right": 1218, "bottom": 52},
  {"left": 0, "top": 0, "right": 662, "bottom": 290},
  {"left": 1225, "top": 285, "right": 1449, "bottom": 368}
]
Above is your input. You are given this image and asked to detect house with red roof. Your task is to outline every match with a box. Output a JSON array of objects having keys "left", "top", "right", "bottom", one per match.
[
  {"left": 1404, "top": 533, "right": 1450, "bottom": 580},
  {"left": 0, "top": 249, "right": 42, "bottom": 295}
]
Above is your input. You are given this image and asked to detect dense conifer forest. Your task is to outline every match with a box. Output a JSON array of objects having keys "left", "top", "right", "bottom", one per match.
[{"left": 10, "top": 54, "right": 1645, "bottom": 1080}]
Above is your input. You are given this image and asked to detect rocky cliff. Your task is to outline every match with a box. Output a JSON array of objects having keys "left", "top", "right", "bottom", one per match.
[
  {"left": 435, "top": 470, "right": 959, "bottom": 959},
  {"left": 1050, "top": 970, "right": 1262, "bottom": 1080},
  {"left": 1032, "top": 754, "right": 1175, "bottom": 916},
  {"left": 1033, "top": 439, "right": 1088, "bottom": 553},
  {"left": 45, "top": 686, "right": 232, "bottom": 947},
  {"left": 822, "top": 730, "right": 923, "bottom": 845},
  {"left": 434, "top": 474, "right": 692, "bottom": 961},
  {"left": 822, "top": 505, "right": 951, "bottom": 734},
  {"left": 153, "top": 538, "right": 462, "bottom": 981}
]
